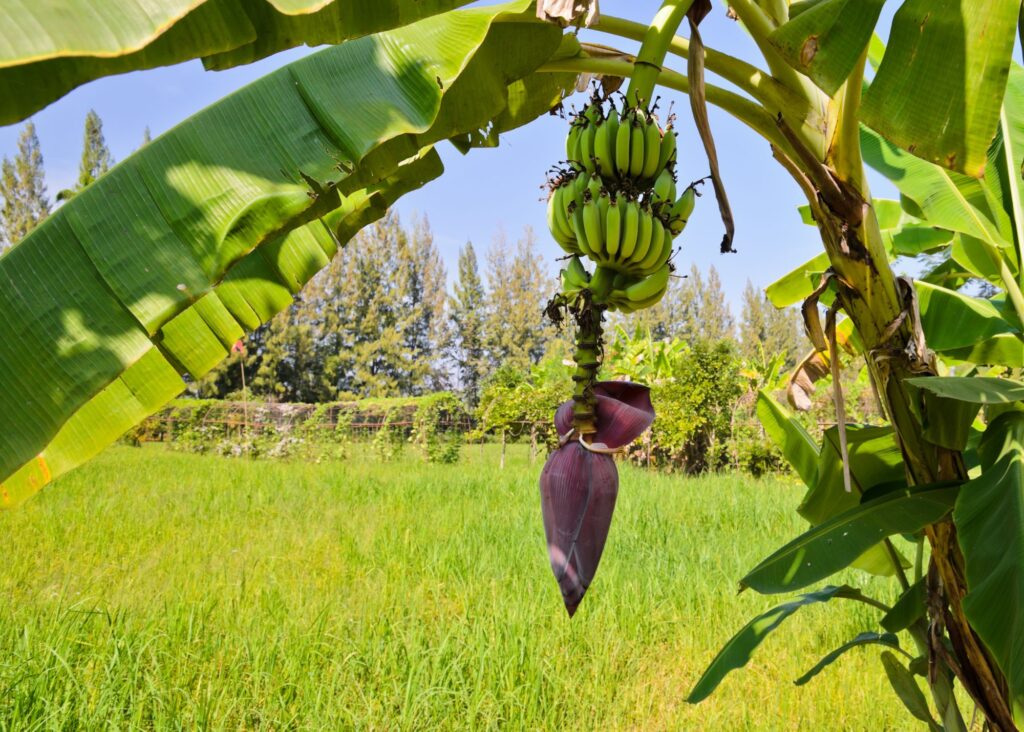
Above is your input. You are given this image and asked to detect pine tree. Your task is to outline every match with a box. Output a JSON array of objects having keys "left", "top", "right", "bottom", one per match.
[
  {"left": 696, "top": 265, "right": 735, "bottom": 342},
  {"left": 395, "top": 215, "right": 447, "bottom": 394},
  {"left": 448, "top": 241, "right": 488, "bottom": 405},
  {"left": 142, "top": 126, "right": 152, "bottom": 145},
  {"left": 77, "top": 110, "right": 114, "bottom": 189},
  {"left": 484, "top": 227, "right": 553, "bottom": 370},
  {"left": 250, "top": 293, "right": 325, "bottom": 402},
  {"left": 0, "top": 121, "right": 50, "bottom": 250},
  {"left": 738, "top": 279, "right": 806, "bottom": 367}
]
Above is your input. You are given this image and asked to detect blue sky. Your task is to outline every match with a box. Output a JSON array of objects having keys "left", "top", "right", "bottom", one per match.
[{"left": 0, "top": 1, "right": 901, "bottom": 310}]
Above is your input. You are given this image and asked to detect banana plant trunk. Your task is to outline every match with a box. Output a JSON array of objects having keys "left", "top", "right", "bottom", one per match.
[{"left": 804, "top": 147, "right": 1017, "bottom": 730}]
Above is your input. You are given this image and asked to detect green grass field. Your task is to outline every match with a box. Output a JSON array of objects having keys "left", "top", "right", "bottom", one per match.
[{"left": 0, "top": 444, "right": 912, "bottom": 730}]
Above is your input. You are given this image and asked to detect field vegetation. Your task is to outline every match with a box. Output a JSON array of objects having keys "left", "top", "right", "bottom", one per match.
[{"left": 1, "top": 445, "right": 909, "bottom": 730}]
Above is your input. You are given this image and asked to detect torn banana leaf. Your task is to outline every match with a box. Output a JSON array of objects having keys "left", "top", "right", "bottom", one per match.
[
  {"left": 0, "top": 0, "right": 476, "bottom": 125},
  {"left": 0, "top": 2, "right": 576, "bottom": 507}
]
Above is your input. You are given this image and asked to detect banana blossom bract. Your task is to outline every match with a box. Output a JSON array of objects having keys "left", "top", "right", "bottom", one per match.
[{"left": 540, "top": 382, "right": 654, "bottom": 616}]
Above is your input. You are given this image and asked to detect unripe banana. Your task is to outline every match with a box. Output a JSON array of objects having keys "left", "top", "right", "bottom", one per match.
[
  {"left": 587, "top": 175, "right": 602, "bottom": 202},
  {"left": 566, "top": 123, "right": 582, "bottom": 164},
  {"left": 572, "top": 172, "right": 588, "bottom": 210},
  {"left": 580, "top": 122, "right": 597, "bottom": 174},
  {"left": 624, "top": 263, "right": 671, "bottom": 302},
  {"left": 561, "top": 255, "right": 590, "bottom": 293},
  {"left": 634, "top": 217, "right": 666, "bottom": 272},
  {"left": 615, "top": 114, "right": 632, "bottom": 178},
  {"left": 588, "top": 265, "right": 615, "bottom": 301},
  {"left": 612, "top": 271, "right": 639, "bottom": 290},
  {"left": 641, "top": 120, "right": 662, "bottom": 180},
  {"left": 628, "top": 117, "right": 645, "bottom": 178},
  {"left": 596, "top": 189, "right": 610, "bottom": 237},
  {"left": 622, "top": 280, "right": 670, "bottom": 311},
  {"left": 631, "top": 206, "right": 654, "bottom": 265},
  {"left": 605, "top": 194, "right": 622, "bottom": 258},
  {"left": 669, "top": 186, "right": 696, "bottom": 237},
  {"left": 567, "top": 255, "right": 590, "bottom": 286},
  {"left": 657, "top": 126, "right": 677, "bottom": 172},
  {"left": 581, "top": 200, "right": 604, "bottom": 262},
  {"left": 652, "top": 168, "right": 676, "bottom": 207},
  {"left": 619, "top": 201, "right": 640, "bottom": 261},
  {"left": 572, "top": 204, "right": 597, "bottom": 260},
  {"left": 547, "top": 187, "right": 577, "bottom": 253},
  {"left": 595, "top": 114, "right": 619, "bottom": 180}
]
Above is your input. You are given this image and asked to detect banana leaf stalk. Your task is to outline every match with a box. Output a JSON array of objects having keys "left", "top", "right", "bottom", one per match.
[{"left": 540, "top": 381, "right": 654, "bottom": 616}]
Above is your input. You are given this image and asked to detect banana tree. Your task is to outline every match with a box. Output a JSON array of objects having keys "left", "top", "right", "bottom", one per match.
[{"left": 3, "top": 0, "right": 1024, "bottom": 727}]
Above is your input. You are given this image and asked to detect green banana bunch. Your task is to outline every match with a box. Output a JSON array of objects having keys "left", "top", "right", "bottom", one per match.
[
  {"left": 606, "top": 263, "right": 672, "bottom": 312},
  {"left": 570, "top": 194, "right": 673, "bottom": 277},
  {"left": 550, "top": 95, "right": 693, "bottom": 314},
  {"left": 560, "top": 255, "right": 591, "bottom": 296},
  {"left": 609, "top": 109, "right": 674, "bottom": 185}
]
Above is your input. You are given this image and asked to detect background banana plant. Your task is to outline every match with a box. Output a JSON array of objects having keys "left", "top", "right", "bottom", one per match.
[{"left": 4, "top": 0, "right": 1024, "bottom": 727}]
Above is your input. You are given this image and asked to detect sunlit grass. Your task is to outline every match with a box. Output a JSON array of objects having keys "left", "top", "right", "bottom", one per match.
[{"left": 0, "top": 444, "right": 911, "bottom": 729}]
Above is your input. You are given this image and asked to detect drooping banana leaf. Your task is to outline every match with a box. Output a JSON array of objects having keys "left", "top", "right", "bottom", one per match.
[
  {"left": 915, "top": 281, "right": 1024, "bottom": 367},
  {"left": 860, "top": 0, "right": 1019, "bottom": 177},
  {"left": 0, "top": 2, "right": 576, "bottom": 507},
  {"left": 687, "top": 585, "right": 869, "bottom": 703},
  {"left": 861, "top": 126, "right": 1010, "bottom": 248},
  {"left": 0, "top": 0, "right": 475, "bottom": 125},
  {"left": 768, "top": 0, "right": 885, "bottom": 96},
  {"left": 954, "top": 411, "right": 1024, "bottom": 712},
  {"left": 741, "top": 481, "right": 959, "bottom": 594}
]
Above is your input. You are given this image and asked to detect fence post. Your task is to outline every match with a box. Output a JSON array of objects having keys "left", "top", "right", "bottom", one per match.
[
  {"left": 500, "top": 429, "right": 506, "bottom": 470},
  {"left": 529, "top": 424, "right": 537, "bottom": 464}
]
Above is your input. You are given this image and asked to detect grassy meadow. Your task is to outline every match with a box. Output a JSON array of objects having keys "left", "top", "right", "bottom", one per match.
[{"left": 0, "top": 444, "right": 913, "bottom": 730}]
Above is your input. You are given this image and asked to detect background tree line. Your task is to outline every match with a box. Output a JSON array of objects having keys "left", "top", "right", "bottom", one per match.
[{"left": 1, "top": 116, "right": 806, "bottom": 409}]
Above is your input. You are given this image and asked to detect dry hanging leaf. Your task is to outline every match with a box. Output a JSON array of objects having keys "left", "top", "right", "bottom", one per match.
[{"left": 536, "top": 0, "right": 599, "bottom": 28}]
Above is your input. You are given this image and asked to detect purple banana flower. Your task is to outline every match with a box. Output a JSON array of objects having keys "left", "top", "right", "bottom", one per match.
[{"left": 540, "top": 382, "right": 654, "bottom": 616}]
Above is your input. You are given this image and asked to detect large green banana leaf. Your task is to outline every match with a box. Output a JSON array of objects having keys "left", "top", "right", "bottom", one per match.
[
  {"left": 860, "top": 0, "right": 1019, "bottom": 177},
  {"left": 768, "top": 0, "right": 886, "bottom": 96},
  {"left": 0, "top": 2, "right": 575, "bottom": 507},
  {"left": 0, "top": 0, "right": 474, "bottom": 125},
  {"left": 954, "top": 411, "right": 1024, "bottom": 712}
]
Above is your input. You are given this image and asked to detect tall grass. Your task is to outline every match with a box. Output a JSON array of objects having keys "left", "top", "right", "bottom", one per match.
[{"left": 0, "top": 445, "right": 909, "bottom": 729}]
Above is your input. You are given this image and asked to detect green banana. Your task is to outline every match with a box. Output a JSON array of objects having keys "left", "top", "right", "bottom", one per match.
[
  {"left": 572, "top": 172, "right": 588, "bottom": 210},
  {"left": 640, "top": 120, "right": 662, "bottom": 180},
  {"left": 615, "top": 279, "right": 669, "bottom": 312},
  {"left": 596, "top": 189, "right": 610, "bottom": 237},
  {"left": 572, "top": 204, "right": 596, "bottom": 260},
  {"left": 628, "top": 116, "right": 645, "bottom": 178},
  {"left": 547, "top": 186, "right": 577, "bottom": 253},
  {"left": 630, "top": 206, "right": 654, "bottom": 265},
  {"left": 588, "top": 265, "right": 615, "bottom": 301},
  {"left": 619, "top": 200, "right": 640, "bottom": 261},
  {"left": 595, "top": 114, "right": 619, "bottom": 180},
  {"left": 580, "top": 122, "right": 597, "bottom": 174},
  {"left": 657, "top": 126, "right": 677, "bottom": 172},
  {"left": 668, "top": 186, "right": 696, "bottom": 237},
  {"left": 561, "top": 255, "right": 591, "bottom": 293},
  {"left": 615, "top": 113, "right": 632, "bottom": 178},
  {"left": 567, "top": 255, "right": 590, "bottom": 285},
  {"left": 634, "top": 217, "right": 666, "bottom": 272},
  {"left": 652, "top": 168, "right": 676, "bottom": 207},
  {"left": 581, "top": 200, "right": 604, "bottom": 262},
  {"left": 624, "top": 262, "right": 670, "bottom": 302},
  {"left": 566, "top": 122, "right": 582, "bottom": 164},
  {"left": 605, "top": 194, "right": 622, "bottom": 258}
]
